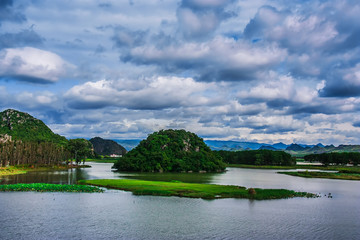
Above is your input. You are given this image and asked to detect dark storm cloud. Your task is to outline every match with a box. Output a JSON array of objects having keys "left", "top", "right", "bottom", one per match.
[
  {"left": 251, "top": 126, "right": 296, "bottom": 134},
  {"left": 353, "top": 122, "right": 360, "bottom": 128},
  {"left": 177, "top": 0, "right": 237, "bottom": 39},
  {"left": 112, "top": 26, "right": 148, "bottom": 49},
  {"left": 0, "top": 29, "right": 43, "bottom": 49},
  {"left": 98, "top": 3, "right": 112, "bottom": 9},
  {"left": 0, "top": 75, "right": 55, "bottom": 84},
  {"left": 0, "top": 0, "right": 26, "bottom": 24},
  {"left": 320, "top": 85, "right": 360, "bottom": 97}
]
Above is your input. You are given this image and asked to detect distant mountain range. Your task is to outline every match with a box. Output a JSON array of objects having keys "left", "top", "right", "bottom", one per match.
[{"left": 115, "top": 139, "right": 360, "bottom": 156}]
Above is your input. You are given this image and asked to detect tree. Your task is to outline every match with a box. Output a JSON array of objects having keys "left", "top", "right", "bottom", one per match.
[{"left": 68, "top": 139, "right": 93, "bottom": 165}]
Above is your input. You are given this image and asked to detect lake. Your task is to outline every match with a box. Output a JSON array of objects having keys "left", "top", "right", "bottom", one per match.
[{"left": 1, "top": 162, "right": 359, "bottom": 239}]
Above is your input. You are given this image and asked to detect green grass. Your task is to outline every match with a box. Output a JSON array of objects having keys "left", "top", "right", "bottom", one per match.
[
  {"left": 228, "top": 164, "right": 360, "bottom": 172},
  {"left": 86, "top": 158, "right": 118, "bottom": 163},
  {"left": 278, "top": 171, "right": 360, "bottom": 180},
  {"left": 79, "top": 179, "right": 317, "bottom": 200},
  {"left": 0, "top": 164, "right": 91, "bottom": 177},
  {"left": 227, "top": 164, "right": 300, "bottom": 169},
  {"left": 0, "top": 183, "right": 104, "bottom": 192},
  {"left": 0, "top": 167, "right": 27, "bottom": 176}
]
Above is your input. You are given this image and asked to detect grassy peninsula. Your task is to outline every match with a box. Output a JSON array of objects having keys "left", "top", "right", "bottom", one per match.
[
  {"left": 79, "top": 179, "right": 316, "bottom": 200},
  {"left": 0, "top": 183, "right": 104, "bottom": 192},
  {"left": 278, "top": 171, "right": 360, "bottom": 180}
]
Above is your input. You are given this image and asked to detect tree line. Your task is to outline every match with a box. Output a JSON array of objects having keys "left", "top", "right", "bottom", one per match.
[
  {"left": 216, "top": 150, "right": 296, "bottom": 166},
  {"left": 304, "top": 152, "right": 360, "bottom": 166},
  {"left": 0, "top": 138, "right": 93, "bottom": 167},
  {"left": 0, "top": 141, "right": 71, "bottom": 167}
]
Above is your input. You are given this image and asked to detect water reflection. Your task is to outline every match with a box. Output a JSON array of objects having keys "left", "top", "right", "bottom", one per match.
[
  {"left": 0, "top": 162, "right": 223, "bottom": 185},
  {"left": 1, "top": 162, "right": 360, "bottom": 239},
  {"left": 117, "top": 171, "right": 221, "bottom": 184},
  {"left": 0, "top": 168, "right": 89, "bottom": 185}
]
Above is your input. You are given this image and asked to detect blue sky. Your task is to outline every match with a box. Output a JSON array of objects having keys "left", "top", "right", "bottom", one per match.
[{"left": 1, "top": 0, "right": 360, "bottom": 145}]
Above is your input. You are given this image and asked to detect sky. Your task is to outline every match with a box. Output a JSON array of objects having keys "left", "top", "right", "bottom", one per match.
[{"left": 1, "top": 0, "right": 360, "bottom": 145}]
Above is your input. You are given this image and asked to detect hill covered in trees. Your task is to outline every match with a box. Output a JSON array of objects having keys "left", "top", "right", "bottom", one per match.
[
  {"left": 113, "top": 129, "right": 225, "bottom": 172},
  {"left": 217, "top": 150, "right": 296, "bottom": 166},
  {"left": 0, "top": 109, "right": 67, "bottom": 145},
  {"left": 90, "top": 137, "right": 127, "bottom": 156},
  {"left": 0, "top": 109, "right": 93, "bottom": 167}
]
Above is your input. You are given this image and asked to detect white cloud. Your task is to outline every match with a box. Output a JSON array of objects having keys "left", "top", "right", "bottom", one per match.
[
  {"left": 238, "top": 72, "right": 317, "bottom": 104},
  {"left": 65, "top": 76, "right": 215, "bottom": 110},
  {"left": 0, "top": 47, "right": 74, "bottom": 83}
]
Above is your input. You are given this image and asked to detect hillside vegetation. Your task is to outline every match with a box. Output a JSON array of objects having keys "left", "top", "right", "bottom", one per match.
[
  {"left": 0, "top": 109, "right": 93, "bottom": 167},
  {"left": 217, "top": 150, "right": 296, "bottom": 166},
  {"left": 90, "top": 137, "right": 127, "bottom": 156},
  {"left": 0, "top": 109, "right": 67, "bottom": 145},
  {"left": 113, "top": 129, "right": 225, "bottom": 172}
]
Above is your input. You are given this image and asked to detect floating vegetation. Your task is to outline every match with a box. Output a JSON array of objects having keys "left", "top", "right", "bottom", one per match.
[
  {"left": 0, "top": 183, "right": 104, "bottom": 193},
  {"left": 79, "top": 179, "right": 317, "bottom": 200},
  {"left": 278, "top": 171, "right": 360, "bottom": 181}
]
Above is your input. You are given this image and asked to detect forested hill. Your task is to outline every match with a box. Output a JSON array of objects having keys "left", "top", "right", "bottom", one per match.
[
  {"left": 113, "top": 129, "right": 225, "bottom": 172},
  {"left": 0, "top": 109, "right": 67, "bottom": 145},
  {"left": 90, "top": 137, "right": 127, "bottom": 156}
]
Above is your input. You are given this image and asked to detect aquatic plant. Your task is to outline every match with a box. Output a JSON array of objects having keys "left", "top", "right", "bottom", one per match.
[{"left": 0, "top": 183, "right": 104, "bottom": 192}]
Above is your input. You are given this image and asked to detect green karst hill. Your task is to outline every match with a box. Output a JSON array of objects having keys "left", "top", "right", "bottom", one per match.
[
  {"left": 90, "top": 137, "right": 127, "bottom": 156},
  {"left": 0, "top": 109, "right": 93, "bottom": 167},
  {"left": 0, "top": 109, "right": 67, "bottom": 145},
  {"left": 113, "top": 129, "right": 226, "bottom": 172}
]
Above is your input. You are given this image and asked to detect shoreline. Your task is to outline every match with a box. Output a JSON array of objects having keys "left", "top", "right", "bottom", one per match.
[{"left": 0, "top": 164, "right": 91, "bottom": 177}]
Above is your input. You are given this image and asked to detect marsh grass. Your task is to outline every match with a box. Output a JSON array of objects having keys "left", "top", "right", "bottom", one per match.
[
  {"left": 228, "top": 164, "right": 360, "bottom": 172},
  {"left": 79, "top": 179, "right": 316, "bottom": 200},
  {"left": 278, "top": 171, "right": 360, "bottom": 180},
  {"left": 0, "top": 167, "right": 27, "bottom": 176},
  {"left": 0, "top": 183, "right": 104, "bottom": 192},
  {"left": 86, "top": 158, "right": 118, "bottom": 163},
  {"left": 0, "top": 164, "right": 91, "bottom": 177}
]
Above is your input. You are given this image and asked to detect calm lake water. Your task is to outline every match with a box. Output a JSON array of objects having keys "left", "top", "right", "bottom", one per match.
[{"left": 1, "top": 163, "right": 359, "bottom": 240}]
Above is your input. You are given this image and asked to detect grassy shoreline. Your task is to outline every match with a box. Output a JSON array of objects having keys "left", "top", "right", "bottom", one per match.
[
  {"left": 227, "top": 164, "right": 360, "bottom": 172},
  {"left": 278, "top": 171, "right": 360, "bottom": 180},
  {"left": 79, "top": 179, "right": 317, "bottom": 200},
  {"left": 86, "top": 158, "right": 118, "bottom": 163},
  {"left": 0, "top": 167, "right": 27, "bottom": 176},
  {"left": 0, "top": 183, "right": 104, "bottom": 192},
  {"left": 0, "top": 164, "right": 91, "bottom": 177}
]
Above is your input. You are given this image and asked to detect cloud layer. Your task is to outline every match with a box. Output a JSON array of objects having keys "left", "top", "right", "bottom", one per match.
[{"left": 1, "top": 0, "right": 360, "bottom": 145}]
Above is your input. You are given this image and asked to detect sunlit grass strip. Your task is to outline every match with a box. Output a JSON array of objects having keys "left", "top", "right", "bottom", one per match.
[
  {"left": 79, "top": 179, "right": 316, "bottom": 200},
  {"left": 0, "top": 167, "right": 27, "bottom": 176},
  {"left": 86, "top": 158, "right": 118, "bottom": 163},
  {"left": 0, "top": 164, "right": 92, "bottom": 177},
  {"left": 228, "top": 164, "right": 360, "bottom": 172},
  {"left": 0, "top": 183, "right": 104, "bottom": 192},
  {"left": 278, "top": 171, "right": 360, "bottom": 180}
]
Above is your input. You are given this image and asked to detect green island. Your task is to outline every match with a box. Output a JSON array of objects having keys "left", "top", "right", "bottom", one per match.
[
  {"left": 278, "top": 171, "right": 360, "bottom": 181},
  {"left": 79, "top": 179, "right": 317, "bottom": 200},
  {"left": 0, "top": 183, "right": 104, "bottom": 193},
  {"left": 113, "top": 129, "right": 225, "bottom": 173}
]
